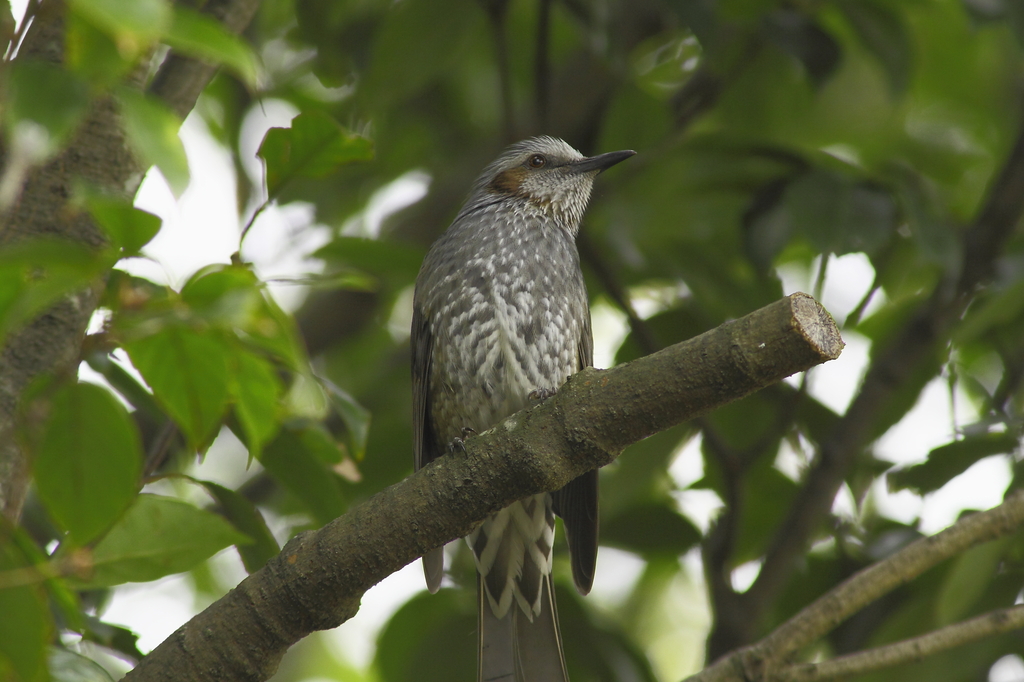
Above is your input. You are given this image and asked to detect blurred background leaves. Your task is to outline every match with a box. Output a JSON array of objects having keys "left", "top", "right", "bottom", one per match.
[{"left": 1, "top": 0, "right": 1023, "bottom": 680}]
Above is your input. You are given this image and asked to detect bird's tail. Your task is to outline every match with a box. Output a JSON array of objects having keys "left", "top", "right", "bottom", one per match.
[{"left": 478, "top": 573, "right": 569, "bottom": 682}]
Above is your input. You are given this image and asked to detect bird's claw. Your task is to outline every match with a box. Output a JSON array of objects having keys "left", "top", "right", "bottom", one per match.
[
  {"left": 449, "top": 427, "right": 477, "bottom": 453},
  {"left": 529, "top": 387, "right": 557, "bottom": 402}
]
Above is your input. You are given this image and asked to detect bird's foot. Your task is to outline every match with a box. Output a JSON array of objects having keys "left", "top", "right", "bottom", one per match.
[
  {"left": 528, "top": 387, "right": 557, "bottom": 402},
  {"left": 448, "top": 427, "right": 477, "bottom": 453}
]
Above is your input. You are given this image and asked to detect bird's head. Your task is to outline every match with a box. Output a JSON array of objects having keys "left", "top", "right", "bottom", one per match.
[{"left": 468, "top": 136, "right": 635, "bottom": 233}]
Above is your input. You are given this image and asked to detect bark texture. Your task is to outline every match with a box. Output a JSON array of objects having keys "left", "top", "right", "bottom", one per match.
[{"left": 0, "top": 5, "right": 137, "bottom": 520}]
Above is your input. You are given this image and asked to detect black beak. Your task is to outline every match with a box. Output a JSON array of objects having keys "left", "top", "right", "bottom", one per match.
[{"left": 571, "top": 149, "right": 636, "bottom": 174}]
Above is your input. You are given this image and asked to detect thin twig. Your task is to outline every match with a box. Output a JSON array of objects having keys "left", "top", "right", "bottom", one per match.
[
  {"left": 774, "top": 605, "right": 1024, "bottom": 682},
  {"left": 0, "top": 558, "right": 58, "bottom": 589},
  {"left": 691, "top": 491, "right": 1024, "bottom": 682},
  {"left": 0, "top": 547, "right": 92, "bottom": 589},
  {"left": 812, "top": 254, "right": 828, "bottom": 301},
  {"left": 143, "top": 419, "right": 179, "bottom": 478},
  {"left": 239, "top": 198, "right": 271, "bottom": 244},
  {"left": 844, "top": 280, "right": 879, "bottom": 328},
  {"left": 762, "top": 490, "right": 1024, "bottom": 659}
]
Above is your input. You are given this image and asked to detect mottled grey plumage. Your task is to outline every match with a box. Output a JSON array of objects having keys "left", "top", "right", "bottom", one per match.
[{"left": 412, "top": 136, "right": 634, "bottom": 681}]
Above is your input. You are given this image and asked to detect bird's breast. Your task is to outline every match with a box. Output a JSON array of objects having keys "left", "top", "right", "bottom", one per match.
[{"left": 425, "top": 218, "right": 587, "bottom": 441}]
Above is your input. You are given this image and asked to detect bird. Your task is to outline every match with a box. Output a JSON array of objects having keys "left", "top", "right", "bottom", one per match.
[{"left": 411, "top": 136, "right": 635, "bottom": 681}]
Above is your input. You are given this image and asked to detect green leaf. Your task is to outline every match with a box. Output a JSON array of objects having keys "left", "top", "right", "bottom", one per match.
[
  {"left": 31, "top": 382, "right": 143, "bottom": 545},
  {"left": 894, "top": 166, "right": 960, "bottom": 269},
  {"left": 887, "top": 433, "right": 1019, "bottom": 495},
  {"left": 178, "top": 265, "right": 308, "bottom": 371},
  {"left": 257, "top": 110, "right": 373, "bottom": 198},
  {"left": 67, "top": 0, "right": 170, "bottom": 52},
  {"left": 75, "top": 494, "right": 250, "bottom": 588},
  {"left": 785, "top": 170, "right": 896, "bottom": 256},
  {"left": 936, "top": 537, "right": 1009, "bottom": 625},
  {"left": 49, "top": 647, "right": 115, "bottom": 682},
  {"left": 953, "top": 276, "right": 1024, "bottom": 344},
  {"left": 230, "top": 351, "right": 283, "bottom": 460},
  {"left": 0, "top": 240, "right": 113, "bottom": 344},
  {"left": 323, "top": 380, "right": 371, "bottom": 460},
  {"left": 734, "top": 464, "right": 799, "bottom": 564},
  {"left": 554, "top": 581, "right": 660, "bottom": 682},
  {"left": 83, "top": 352, "right": 163, "bottom": 420},
  {"left": 163, "top": 7, "right": 259, "bottom": 88},
  {"left": 376, "top": 590, "right": 476, "bottom": 682},
  {"left": 0, "top": 542, "right": 52, "bottom": 682},
  {"left": 842, "top": 183, "right": 899, "bottom": 254},
  {"left": 115, "top": 87, "right": 189, "bottom": 197},
  {"left": 192, "top": 479, "right": 280, "bottom": 573},
  {"left": 719, "top": 0, "right": 775, "bottom": 21},
  {"left": 793, "top": 387, "right": 841, "bottom": 445},
  {"left": 180, "top": 265, "right": 264, "bottom": 329},
  {"left": 313, "top": 237, "right": 425, "bottom": 287},
  {"left": 598, "top": 80, "right": 673, "bottom": 151},
  {"left": 743, "top": 178, "right": 794, "bottom": 271},
  {"left": 601, "top": 425, "right": 694, "bottom": 512},
  {"left": 6, "top": 528, "right": 84, "bottom": 633},
  {"left": 124, "top": 326, "right": 231, "bottom": 449},
  {"left": 86, "top": 196, "right": 162, "bottom": 256},
  {"left": 838, "top": 0, "right": 912, "bottom": 96},
  {"left": 5, "top": 60, "right": 91, "bottom": 153},
  {"left": 293, "top": 421, "right": 345, "bottom": 465},
  {"left": 101, "top": 270, "right": 173, "bottom": 316},
  {"left": 602, "top": 503, "right": 701, "bottom": 557},
  {"left": 665, "top": 0, "right": 720, "bottom": 53},
  {"left": 80, "top": 616, "right": 143, "bottom": 662},
  {"left": 762, "top": 9, "right": 841, "bottom": 88},
  {"left": 237, "top": 291, "right": 310, "bottom": 373},
  {"left": 261, "top": 423, "right": 347, "bottom": 525},
  {"left": 66, "top": 13, "right": 134, "bottom": 87},
  {"left": 362, "top": 0, "right": 480, "bottom": 106}
]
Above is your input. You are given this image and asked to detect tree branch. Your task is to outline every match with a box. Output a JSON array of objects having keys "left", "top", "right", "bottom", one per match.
[
  {"left": 691, "top": 490, "right": 1024, "bottom": 682},
  {"left": 0, "top": 6, "right": 139, "bottom": 520},
  {"left": 121, "top": 293, "right": 842, "bottom": 682},
  {"left": 775, "top": 605, "right": 1024, "bottom": 682},
  {"left": 149, "top": 0, "right": 262, "bottom": 118}
]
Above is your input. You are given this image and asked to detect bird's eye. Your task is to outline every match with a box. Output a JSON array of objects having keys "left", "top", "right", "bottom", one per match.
[{"left": 527, "top": 154, "right": 546, "bottom": 169}]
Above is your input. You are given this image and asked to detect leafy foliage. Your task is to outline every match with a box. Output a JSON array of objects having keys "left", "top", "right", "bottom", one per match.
[
  {"left": 27, "top": 382, "right": 142, "bottom": 545},
  {"left": 1, "top": 0, "right": 1023, "bottom": 680}
]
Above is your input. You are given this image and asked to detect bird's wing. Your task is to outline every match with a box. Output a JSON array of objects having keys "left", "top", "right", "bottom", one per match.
[
  {"left": 551, "top": 309, "right": 599, "bottom": 594},
  {"left": 411, "top": 302, "right": 438, "bottom": 471},
  {"left": 411, "top": 302, "right": 444, "bottom": 591}
]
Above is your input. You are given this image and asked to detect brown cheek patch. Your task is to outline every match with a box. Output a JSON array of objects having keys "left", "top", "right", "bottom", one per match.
[{"left": 488, "top": 167, "right": 528, "bottom": 196}]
